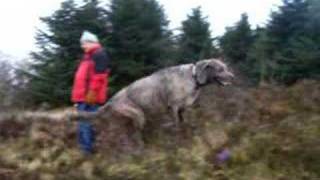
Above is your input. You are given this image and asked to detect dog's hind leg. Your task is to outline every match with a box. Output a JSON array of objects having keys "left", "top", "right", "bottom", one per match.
[{"left": 114, "top": 104, "right": 146, "bottom": 130}]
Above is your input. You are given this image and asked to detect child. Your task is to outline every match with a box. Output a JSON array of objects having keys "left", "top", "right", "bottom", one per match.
[{"left": 71, "top": 31, "right": 110, "bottom": 154}]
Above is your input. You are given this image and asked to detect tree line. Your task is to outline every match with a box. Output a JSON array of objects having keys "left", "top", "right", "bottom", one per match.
[{"left": 8, "top": 0, "right": 320, "bottom": 106}]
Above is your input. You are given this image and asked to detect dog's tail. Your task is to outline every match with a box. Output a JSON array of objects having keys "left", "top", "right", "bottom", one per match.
[
  {"left": 0, "top": 102, "right": 113, "bottom": 124},
  {"left": 66, "top": 102, "right": 112, "bottom": 121}
]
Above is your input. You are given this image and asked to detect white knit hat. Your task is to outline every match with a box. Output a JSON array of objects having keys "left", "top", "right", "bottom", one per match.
[{"left": 80, "top": 30, "right": 99, "bottom": 44}]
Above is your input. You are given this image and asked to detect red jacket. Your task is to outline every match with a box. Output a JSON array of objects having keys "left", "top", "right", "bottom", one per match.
[{"left": 71, "top": 45, "right": 110, "bottom": 104}]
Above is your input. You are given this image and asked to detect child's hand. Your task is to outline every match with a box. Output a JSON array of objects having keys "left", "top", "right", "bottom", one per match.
[{"left": 85, "top": 90, "right": 96, "bottom": 104}]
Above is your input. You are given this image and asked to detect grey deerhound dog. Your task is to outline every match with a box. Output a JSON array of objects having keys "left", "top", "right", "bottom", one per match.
[{"left": 74, "top": 58, "right": 234, "bottom": 130}]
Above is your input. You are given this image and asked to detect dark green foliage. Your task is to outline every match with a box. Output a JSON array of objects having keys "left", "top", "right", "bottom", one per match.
[
  {"left": 107, "top": 0, "right": 174, "bottom": 92},
  {"left": 219, "top": 0, "right": 320, "bottom": 84},
  {"left": 219, "top": 13, "right": 255, "bottom": 83},
  {"left": 264, "top": 0, "right": 311, "bottom": 83},
  {"left": 220, "top": 13, "right": 253, "bottom": 64},
  {"left": 178, "top": 7, "right": 217, "bottom": 63},
  {"left": 248, "top": 0, "right": 320, "bottom": 84},
  {"left": 246, "top": 29, "right": 274, "bottom": 83}
]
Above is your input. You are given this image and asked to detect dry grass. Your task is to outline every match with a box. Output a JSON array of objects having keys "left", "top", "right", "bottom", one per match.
[{"left": 0, "top": 80, "right": 319, "bottom": 179}]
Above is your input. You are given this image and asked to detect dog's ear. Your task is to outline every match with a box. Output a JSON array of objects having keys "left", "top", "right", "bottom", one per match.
[{"left": 195, "top": 61, "right": 210, "bottom": 85}]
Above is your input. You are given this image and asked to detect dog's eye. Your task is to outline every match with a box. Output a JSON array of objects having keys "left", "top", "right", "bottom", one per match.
[{"left": 217, "top": 67, "right": 223, "bottom": 72}]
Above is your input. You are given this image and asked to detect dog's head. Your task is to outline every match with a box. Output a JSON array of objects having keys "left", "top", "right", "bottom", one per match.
[{"left": 195, "top": 59, "right": 234, "bottom": 86}]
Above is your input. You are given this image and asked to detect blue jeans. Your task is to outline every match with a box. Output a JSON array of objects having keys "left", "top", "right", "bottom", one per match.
[{"left": 77, "top": 103, "right": 99, "bottom": 154}]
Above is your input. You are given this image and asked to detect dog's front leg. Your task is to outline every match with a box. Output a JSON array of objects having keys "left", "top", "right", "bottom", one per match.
[{"left": 171, "top": 106, "right": 184, "bottom": 128}]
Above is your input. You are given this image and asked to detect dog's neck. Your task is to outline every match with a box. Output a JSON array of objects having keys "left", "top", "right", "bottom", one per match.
[
  {"left": 192, "top": 64, "right": 207, "bottom": 90},
  {"left": 192, "top": 64, "right": 197, "bottom": 77}
]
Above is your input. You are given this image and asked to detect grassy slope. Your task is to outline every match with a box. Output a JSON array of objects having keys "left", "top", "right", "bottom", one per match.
[{"left": 0, "top": 80, "right": 319, "bottom": 180}]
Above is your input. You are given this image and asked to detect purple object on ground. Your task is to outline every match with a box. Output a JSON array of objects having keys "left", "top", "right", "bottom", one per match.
[{"left": 216, "top": 148, "right": 231, "bottom": 164}]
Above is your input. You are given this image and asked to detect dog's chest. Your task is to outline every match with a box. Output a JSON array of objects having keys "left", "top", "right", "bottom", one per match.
[{"left": 169, "top": 69, "right": 198, "bottom": 105}]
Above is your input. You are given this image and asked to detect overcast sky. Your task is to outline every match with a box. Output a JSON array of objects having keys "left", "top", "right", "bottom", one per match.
[{"left": 0, "top": 0, "right": 282, "bottom": 59}]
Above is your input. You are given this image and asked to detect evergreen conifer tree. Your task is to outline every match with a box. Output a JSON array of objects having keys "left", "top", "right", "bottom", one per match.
[{"left": 178, "top": 7, "right": 215, "bottom": 63}]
